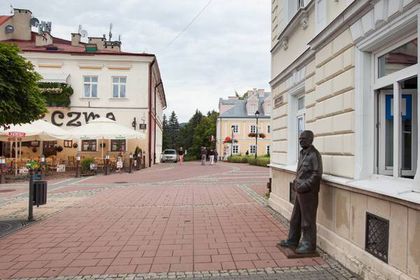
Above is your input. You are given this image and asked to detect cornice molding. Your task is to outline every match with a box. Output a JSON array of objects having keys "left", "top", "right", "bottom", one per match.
[
  {"left": 308, "top": 0, "right": 373, "bottom": 50},
  {"left": 270, "top": 48, "right": 314, "bottom": 88},
  {"left": 272, "top": 0, "right": 315, "bottom": 54}
]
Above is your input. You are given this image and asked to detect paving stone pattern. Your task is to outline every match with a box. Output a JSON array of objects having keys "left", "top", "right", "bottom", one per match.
[{"left": 0, "top": 162, "right": 359, "bottom": 279}]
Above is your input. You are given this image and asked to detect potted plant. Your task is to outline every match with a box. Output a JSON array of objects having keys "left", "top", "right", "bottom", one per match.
[
  {"left": 81, "top": 157, "right": 95, "bottom": 176},
  {"left": 223, "top": 136, "right": 232, "bottom": 144}
]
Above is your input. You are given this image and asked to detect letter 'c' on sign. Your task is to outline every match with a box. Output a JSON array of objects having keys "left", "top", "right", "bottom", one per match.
[{"left": 51, "top": 111, "right": 65, "bottom": 126}]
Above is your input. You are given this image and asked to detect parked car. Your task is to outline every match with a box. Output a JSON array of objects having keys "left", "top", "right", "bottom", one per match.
[{"left": 161, "top": 149, "right": 178, "bottom": 163}]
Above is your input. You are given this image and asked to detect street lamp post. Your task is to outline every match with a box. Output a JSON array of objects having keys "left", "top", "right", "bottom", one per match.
[{"left": 255, "top": 110, "right": 260, "bottom": 159}]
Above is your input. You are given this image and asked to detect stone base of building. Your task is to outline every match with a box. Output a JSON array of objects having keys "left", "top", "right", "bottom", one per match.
[{"left": 269, "top": 167, "right": 420, "bottom": 280}]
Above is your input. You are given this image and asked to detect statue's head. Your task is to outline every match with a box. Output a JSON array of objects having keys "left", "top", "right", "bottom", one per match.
[{"left": 299, "top": 130, "right": 314, "bottom": 149}]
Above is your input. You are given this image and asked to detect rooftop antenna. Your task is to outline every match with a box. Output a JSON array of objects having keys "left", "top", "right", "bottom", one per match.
[
  {"left": 10, "top": 5, "right": 13, "bottom": 14},
  {"left": 118, "top": 34, "right": 121, "bottom": 42},
  {"left": 108, "top": 23, "right": 113, "bottom": 41},
  {"left": 78, "top": 25, "right": 88, "bottom": 38}
]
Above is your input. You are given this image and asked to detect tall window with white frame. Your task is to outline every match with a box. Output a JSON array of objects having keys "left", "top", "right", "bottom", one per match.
[
  {"left": 297, "top": 95, "right": 305, "bottom": 157},
  {"left": 250, "top": 125, "right": 256, "bottom": 134},
  {"left": 83, "top": 76, "right": 98, "bottom": 98},
  {"left": 374, "top": 37, "right": 417, "bottom": 179},
  {"left": 250, "top": 144, "right": 256, "bottom": 154},
  {"left": 232, "top": 124, "right": 239, "bottom": 133},
  {"left": 232, "top": 144, "right": 239, "bottom": 155},
  {"left": 112, "top": 77, "right": 127, "bottom": 98}
]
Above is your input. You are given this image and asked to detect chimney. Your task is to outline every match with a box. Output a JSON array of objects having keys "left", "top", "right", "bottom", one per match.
[
  {"left": 11, "top": 8, "right": 32, "bottom": 40},
  {"left": 88, "top": 36, "right": 106, "bottom": 50},
  {"left": 71, "top": 33, "right": 81, "bottom": 46},
  {"left": 35, "top": 32, "right": 53, "bottom": 47}
]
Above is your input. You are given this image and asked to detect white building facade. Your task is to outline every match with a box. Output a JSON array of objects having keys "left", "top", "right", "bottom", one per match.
[
  {"left": 0, "top": 8, "right": 166, "bottom": 166},
  {"left": 270, "top": 1, "right": 419, "bottom": 279}
]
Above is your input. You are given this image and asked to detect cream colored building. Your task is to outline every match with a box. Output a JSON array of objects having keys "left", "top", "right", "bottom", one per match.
[
  {"left": 270, "top": 0, "right": 419, "bottom": 279},
  {"left": 0, "top": 8, "right": 166, "bottom": 167},
  {"left": 216, "top": 89, "right": 271, "bottom": 158}
]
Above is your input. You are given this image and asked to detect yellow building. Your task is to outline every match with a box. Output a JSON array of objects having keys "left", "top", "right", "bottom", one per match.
[
  {"left": 270, "top": 0, "right": 419, "bottom": 279},
  {"left": 216, "top": 89, "right": 271, "bottom": 159}
]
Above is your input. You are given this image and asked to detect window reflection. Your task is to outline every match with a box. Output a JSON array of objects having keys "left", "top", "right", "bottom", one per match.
[{"left": 378, "top": 39, "right": 417, "bottom": 78}]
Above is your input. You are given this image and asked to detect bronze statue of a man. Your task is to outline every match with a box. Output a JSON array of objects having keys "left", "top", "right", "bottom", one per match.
[{"left": 279, "top": 130, "right": 323, "bottom": 254}]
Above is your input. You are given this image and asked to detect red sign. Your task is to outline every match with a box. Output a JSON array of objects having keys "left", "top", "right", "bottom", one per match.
[{"left": 7, "top": 132, "right": 26, "bottom": 137}]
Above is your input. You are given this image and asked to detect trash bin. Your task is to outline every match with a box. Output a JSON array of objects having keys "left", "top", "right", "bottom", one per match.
[{"left": 32, "top": 180, "right": 47, "bottom": 207}]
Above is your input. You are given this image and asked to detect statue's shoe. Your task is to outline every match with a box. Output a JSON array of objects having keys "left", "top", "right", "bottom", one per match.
[
  {"left": 295, "top": 244, "right": 316, "bottom": 254},
  {"left": 277, "top": 240, "right": 298, "bottom": 248}
]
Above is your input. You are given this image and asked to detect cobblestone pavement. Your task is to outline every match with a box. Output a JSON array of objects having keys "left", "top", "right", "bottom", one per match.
[{"left": 0, "top": 162, "right": 360, "bottom": 280}]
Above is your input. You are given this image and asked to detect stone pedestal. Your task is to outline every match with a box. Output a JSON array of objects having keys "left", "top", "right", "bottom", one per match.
[{"left": 276, "top": 244, "right": 320, "bottom": 259}]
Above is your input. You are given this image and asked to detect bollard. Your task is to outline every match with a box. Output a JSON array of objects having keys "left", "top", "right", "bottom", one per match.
[
  {"left": 75, "top": 153, "right": 81, "bottom": 178},
  {"left": 104, "top": 153, "right": 110, "bottom": 175},
  {"left": 28, "top": 169, "right": 34, "bottom": 221},
  {"left": 129, "top": 153, "right": 133, "bottom": 173},
  {"left": 142, "top": 155, "right": 146, "bottom": 169},
  {"left": 0, "top": 156, "right": 5, "bottom": 184}
]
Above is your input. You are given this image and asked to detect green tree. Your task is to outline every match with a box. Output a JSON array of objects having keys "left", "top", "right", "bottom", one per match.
[
  {"left": 190, "top": 110, "right": 219, "bottom": 158},
  {"left": 178, "top": 110, "right": 203, "bottom": 151},
  {"left": 167, "top": 111, "right": 180, "bottom": 148},
  {"left": 0, "top": 43, "right": 47, "bottom": 128}
]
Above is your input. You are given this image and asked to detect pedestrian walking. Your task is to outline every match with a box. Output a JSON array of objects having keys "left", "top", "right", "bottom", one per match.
[
  {"left": 201, "top": 147, "right": 207, "bottom": 165},
  {"left": 209, "top": 149, "right": 215, "bottom": 165},
  {"left": 178, "top": 147, "right": 185, "bottom": 164}
]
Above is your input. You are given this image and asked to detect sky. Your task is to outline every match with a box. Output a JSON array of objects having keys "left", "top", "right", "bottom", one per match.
[{"left": 0, "top": 0, "right": 271, "bottom": 122}]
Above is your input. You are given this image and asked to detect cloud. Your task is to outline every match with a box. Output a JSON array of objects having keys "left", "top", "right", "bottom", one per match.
[{"left": 2, "top": 0, "right": 271, "bottom": 122}]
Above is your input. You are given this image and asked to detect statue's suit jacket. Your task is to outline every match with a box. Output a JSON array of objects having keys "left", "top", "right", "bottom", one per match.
[{"left": 295, "top": 145, "right": 323, "bottom": 194}]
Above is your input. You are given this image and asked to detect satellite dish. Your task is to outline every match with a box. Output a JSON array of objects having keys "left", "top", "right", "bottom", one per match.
[
  {"left": 30, "top": 17, "right": 39, "bottom": 27},
  {"left": 5, "top": 25, "right": 14, "bottom": 33},
  {"left": 80, "top": 30, "right": 88, "bottom": 38}
]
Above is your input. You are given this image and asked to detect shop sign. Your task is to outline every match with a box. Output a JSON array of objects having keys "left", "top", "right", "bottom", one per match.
[{"left": 50, "top": 110, "right": 116, "bottom": 127}]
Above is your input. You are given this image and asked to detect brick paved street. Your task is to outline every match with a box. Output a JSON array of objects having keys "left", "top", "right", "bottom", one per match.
[{"left": 0, "top": 162, "right": 359, "bottom": 279}]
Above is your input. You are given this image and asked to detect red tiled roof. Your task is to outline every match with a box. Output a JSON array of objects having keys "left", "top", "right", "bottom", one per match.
[
  {"left": 3, "top": 32, "right": 154, "bottom": 57},
  {"left": 0, "top": 16, "right": 12, "bottom": 25}
]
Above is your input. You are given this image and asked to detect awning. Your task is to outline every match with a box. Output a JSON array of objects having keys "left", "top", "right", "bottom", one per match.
[{"left": 39, "top": 73, "right": 70, "bottom": 83}]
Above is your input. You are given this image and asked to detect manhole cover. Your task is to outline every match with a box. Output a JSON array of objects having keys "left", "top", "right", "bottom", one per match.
[
  {"left": 0, "top": 189, "right": 15, "bottom": 193},
  {"left": 113, "top": 182, "right": 128, "bottom": 184},
  {"left": 0, "top": 220, "right": 26, "bottom": 237}
]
